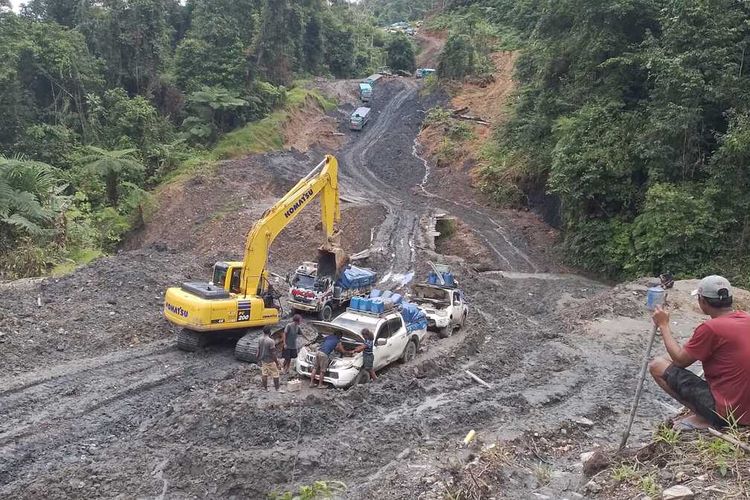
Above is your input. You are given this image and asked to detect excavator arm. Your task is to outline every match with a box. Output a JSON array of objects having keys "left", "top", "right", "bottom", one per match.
[{"left": 240, "top": 155, "right": 340, "bottom": 296}]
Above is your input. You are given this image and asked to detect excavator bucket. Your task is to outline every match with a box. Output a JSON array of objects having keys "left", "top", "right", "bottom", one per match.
[{"left": 317, "top": 230, "right": 348, "bottom": 279}]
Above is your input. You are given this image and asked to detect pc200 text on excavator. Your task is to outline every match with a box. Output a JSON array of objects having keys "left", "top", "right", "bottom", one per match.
[{"left": 163, "top": 155, "right": 341, "bottom": 357}]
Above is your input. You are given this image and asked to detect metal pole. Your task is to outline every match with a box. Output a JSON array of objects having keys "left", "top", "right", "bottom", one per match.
[{"left": 619, "top": 323, "right": 659, "bottom": 451}]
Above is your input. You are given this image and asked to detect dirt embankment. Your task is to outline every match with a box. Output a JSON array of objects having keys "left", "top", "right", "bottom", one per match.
[
  {"left": 416, "top": 30, "right": 447, "bottom": 68},
  {"left": 416, "top": 49, "right": 564, "bottom": 271}
]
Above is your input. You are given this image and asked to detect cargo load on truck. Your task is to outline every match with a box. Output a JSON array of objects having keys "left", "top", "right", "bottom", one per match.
[
  {"left": 350, "top": 107, "right": 371, "bottom": 130},
  {"left": 288, "top": 248, "right": 377, "bottom": 321},
  {"left": 348, "top": 289, "right": 428, "bottom": 333}
]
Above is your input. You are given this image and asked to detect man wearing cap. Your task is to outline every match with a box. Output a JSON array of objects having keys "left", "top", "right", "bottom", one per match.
[{"left": 649, "top": 275, "right": 750, "bottom": 430}]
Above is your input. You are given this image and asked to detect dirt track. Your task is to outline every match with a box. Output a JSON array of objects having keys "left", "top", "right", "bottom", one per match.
[{"left": 0, "top": 78, "right": 685, "bottom": 499}]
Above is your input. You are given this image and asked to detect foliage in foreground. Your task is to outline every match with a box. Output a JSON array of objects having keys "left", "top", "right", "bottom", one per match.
[{"left": 269, "top": 480, "right": 347, "bottom": 500}]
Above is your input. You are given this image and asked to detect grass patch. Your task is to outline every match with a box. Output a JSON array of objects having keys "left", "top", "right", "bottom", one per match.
[
  {"left": 269, "top": 480, "right": 346, "bottom": 500},
  {"left": 51, "top": 247, "right": 103, "bottom": 277},
  {"left": 210, "top": 114, "right": 286, "bottom": 159},
  {"left": 611, "top": 464, "right": 638, "bottom": 483},
  {"left": 601, "top": 426, "right": 750, "bottom": 498},
  {"left": 654, "top": 424, "right": 681, "bottom": 446}
]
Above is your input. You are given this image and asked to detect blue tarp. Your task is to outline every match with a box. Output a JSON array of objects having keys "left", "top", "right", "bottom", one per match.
[
  {"left": 337, "top": 265, "right": 377, "bottom": 289},
  {"left": 401, "top": 302, "right": 427, "bottom": 331},
  {"left": 427, "top": 271, "right": 455, "bottom": 287}
]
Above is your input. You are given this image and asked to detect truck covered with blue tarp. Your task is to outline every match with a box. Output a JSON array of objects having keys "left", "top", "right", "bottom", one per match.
[{"left": 289, "top": 260, "right": 377, "bottom": 321}]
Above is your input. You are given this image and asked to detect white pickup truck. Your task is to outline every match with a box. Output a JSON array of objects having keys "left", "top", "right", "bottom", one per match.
[
  {"left": 409, "top": 283, "right": 468, "bottom": 338},
  {"left": 296, "top": 307, "right": 427, "bottom": 388}
]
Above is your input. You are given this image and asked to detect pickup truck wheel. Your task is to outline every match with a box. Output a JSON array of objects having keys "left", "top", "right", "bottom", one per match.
[
  {"left": 438, "top": 326, "right": 452, "bottom": 339},
  {"left": 460, "top": 311, "right": 467, "bottom": 328},
  {"left": 400, "top": 340, "right": 417, "bottom": 363},
  {"left": 318, "top": 304, "right": 333, "bottom": 322}
]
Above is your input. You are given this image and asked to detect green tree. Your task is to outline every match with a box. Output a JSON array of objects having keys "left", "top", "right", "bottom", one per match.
[
  {"left": 437, "top": 33, "right": 476, "bottom": 79},
  {"left": 0, "top": 156, "right": 65, "bottom": 246},
  {"left": 77, "top": 0, "right": 173, "bottom": 95},
  {"left": 79, "top": 146, "right": 144, "bottom": 206},
  {"left": 386, "top": 32, "right": 416, "bottom": 73}
]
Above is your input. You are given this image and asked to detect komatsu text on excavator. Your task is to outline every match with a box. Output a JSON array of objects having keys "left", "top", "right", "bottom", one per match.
[{"left": 163, "top": 155, "right": 340, "bottom": 361}]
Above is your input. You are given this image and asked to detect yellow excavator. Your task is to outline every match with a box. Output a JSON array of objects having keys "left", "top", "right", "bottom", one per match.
[{"left": 163, "top": 155, "right": 340, "bottom": 361}]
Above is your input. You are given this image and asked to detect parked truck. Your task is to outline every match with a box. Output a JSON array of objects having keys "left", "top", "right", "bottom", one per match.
[
  {"left": 350, "top": 107, "right": 371, "bottom": 130},
  {"left": 408, "top": 266, "right": 467, "bottom": 338},
  {"left": 288, "top": 250, "right": 377, "bottom": 321},
  {"left": 415, "top": 68, "right": 436, "bottom": 79},
  {"left": 359, "top": 83, "right": 373, "bottom": 104}
]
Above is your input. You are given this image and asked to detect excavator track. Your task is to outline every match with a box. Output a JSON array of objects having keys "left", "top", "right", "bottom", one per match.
[
  {"left": 177, "top": 329, "right": 207, "bottom": 352},
  {"left": 234, "top": 330, "right": 262, "bottom": 363}
]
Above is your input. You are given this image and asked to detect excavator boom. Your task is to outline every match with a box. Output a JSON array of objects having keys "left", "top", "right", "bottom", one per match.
[{"left": 240, "top": 155, "right": 339, "bottom": 296}]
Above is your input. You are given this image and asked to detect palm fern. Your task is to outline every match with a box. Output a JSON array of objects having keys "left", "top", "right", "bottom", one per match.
[
  {"left": 79, "top": 146, "right": 145, "bottom": 206},
  {"left": 0, "top": 155, "right": 62, "bottom": 242}
]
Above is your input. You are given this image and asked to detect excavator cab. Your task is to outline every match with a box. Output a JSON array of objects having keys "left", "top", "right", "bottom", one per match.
[{"left": 210, "top": 262, "right": 243, "bottom": 294}]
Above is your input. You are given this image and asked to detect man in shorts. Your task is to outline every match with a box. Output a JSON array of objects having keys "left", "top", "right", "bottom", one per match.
[
  {"left": 310, "top": 331, "right": 348, "bottom": 388},
  {"left": 282, "top": 314, "right": 302, "bottom": 374},
  {"left": 353, "top": 328, "right": 377, "bottom": 382},
  {"left": 649, "top": 275, "right": 750, "bottom": 430},
  {"left": 257, "top": 326, "right": 283, "bottom": 393}
]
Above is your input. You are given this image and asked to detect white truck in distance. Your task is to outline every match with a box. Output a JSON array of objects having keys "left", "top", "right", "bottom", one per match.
[
  {"left": 409, "top": 282, "right": 468, "bottom": 338},
  {"left": 295, "top": 302, "right": 428, "bottom": 388}
]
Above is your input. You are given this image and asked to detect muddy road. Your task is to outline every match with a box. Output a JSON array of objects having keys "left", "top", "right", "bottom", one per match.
[{"left": 0, "top": 78, "right": 676, "bottom": 499}]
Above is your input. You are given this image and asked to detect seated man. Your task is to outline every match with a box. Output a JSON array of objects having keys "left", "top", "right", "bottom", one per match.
[{"left": 650, "top": 275, "right": 750, "bottom": 430}]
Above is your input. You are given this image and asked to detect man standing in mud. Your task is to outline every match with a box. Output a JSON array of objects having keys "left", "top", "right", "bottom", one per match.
[
  {"left": 649, "top": 275, "right": 750, "bottom": 430},
  {"left": 282, "top": 314, "right": 302, "bottom": 374},
  {"left": 258, "top": 326, "right": 283, "bottom": 393}
]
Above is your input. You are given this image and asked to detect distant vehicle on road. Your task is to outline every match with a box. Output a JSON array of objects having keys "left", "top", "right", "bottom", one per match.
[
  {"left": 359, "top": 83, "right": 372, "bottom": 103},
  {"left": 350, "top": 107, "right": 371, "bottom": 130},
  {"left": 363, "top": 73, "right": 383, "bottom": 86},
  {"left": 415, "top": 68, "right": 436, "bottom": 79}
]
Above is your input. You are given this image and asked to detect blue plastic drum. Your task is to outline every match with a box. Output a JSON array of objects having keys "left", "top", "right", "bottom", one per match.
[{"left": 646, "top": 287, "right": 666, "bottom": 310}]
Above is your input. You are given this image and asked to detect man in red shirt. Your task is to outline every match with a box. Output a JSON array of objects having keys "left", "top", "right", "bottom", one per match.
[{"left": 649, "top": 275, "right": 750, "bottom": 430}]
